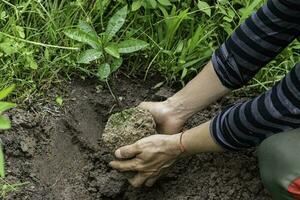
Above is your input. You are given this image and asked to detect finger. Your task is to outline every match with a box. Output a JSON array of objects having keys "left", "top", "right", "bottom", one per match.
[
  {"left": 109, "top": 159, "right": 139, "bottom": 172},
  {"left": 115, "top": 143, "right": 141, "bottom": 159},
  {"left": 128, "top": 172, "right": 152, "bottom": 188},
  {"left": 145, "top": 167, "right": 168, "bottom": 187}
]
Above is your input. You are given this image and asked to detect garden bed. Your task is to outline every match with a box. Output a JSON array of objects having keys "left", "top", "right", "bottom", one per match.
[{"left": 3, "top": 75, "right": 271, "bottom": 200}]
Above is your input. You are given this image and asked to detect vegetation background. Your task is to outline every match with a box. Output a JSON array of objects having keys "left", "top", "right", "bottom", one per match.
[{"left": 0, "top": 0, "right": 299, "bottom": 101}]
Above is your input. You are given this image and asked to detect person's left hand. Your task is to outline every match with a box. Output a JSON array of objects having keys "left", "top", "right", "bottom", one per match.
[{"left": 109, "top": 133, "right": 182, "bottom": 187}]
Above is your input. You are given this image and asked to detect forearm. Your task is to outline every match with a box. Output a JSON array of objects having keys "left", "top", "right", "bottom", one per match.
[
  {"left": 212, "top": 0, "right": 300, "bottom": 89},
  {"left": 166, "top": 61, "right": 229, "bottom": 122},
  {"left": 172, "top": 120, "right": 223, "bottom": 155},
  {"left": 211, "top": 64, "right": 300, "bottom": 151}
]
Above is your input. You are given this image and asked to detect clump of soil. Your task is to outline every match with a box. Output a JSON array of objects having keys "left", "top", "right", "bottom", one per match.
[{"left": 103, "top": 107, "right": 156, "bottom": 152}]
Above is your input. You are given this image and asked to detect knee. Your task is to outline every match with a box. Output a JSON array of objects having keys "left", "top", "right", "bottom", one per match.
[
  {"left": 258, "top": 132, "right": 300, "bottom": 199},
  {"left": 258, "top": 135, "right": 286, "bottom": 191}
]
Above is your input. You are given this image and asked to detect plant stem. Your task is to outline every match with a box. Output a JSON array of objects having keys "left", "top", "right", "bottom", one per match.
[
  {"left": 105, "top": 80, "right": 122, "bottom": 108},
  {"left": 0, "top": 32, "right": 79, "bottom": 50},
  {"left": 106, "top": 79, "right": 126, "bottom": 120}
]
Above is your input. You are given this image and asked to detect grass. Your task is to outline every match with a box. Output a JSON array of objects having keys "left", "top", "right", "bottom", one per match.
[
  {"left": 0, "top": 0, "right": 298, "bottom": 98},
  {"left": 0, "top": 178, "right": 29, "bottom": 199}
]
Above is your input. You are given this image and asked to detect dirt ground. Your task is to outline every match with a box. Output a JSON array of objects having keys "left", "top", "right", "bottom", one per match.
[{"left": 2, "top": 74, "right": 271, "bottom": 200}]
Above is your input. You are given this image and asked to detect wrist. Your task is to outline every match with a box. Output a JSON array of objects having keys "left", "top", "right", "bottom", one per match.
[
  {"left": 167, "top": 133, "right": 189, "bottom": 157},
  {"left": 165, "top": 133, "right": 183, "bottom": 157},
  {"left": 163, "top": 97, "right": 192, "bottom": 122}
]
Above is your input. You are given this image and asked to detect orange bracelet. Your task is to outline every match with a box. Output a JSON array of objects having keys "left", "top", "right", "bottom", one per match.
[{"left": 179, "top": 130, "right": 186, "bottom": 153}]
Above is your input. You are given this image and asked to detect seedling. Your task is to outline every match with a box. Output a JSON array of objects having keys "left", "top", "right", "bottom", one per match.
[{"left": 64, "top": 5, "right": 149, "bottom": 82}]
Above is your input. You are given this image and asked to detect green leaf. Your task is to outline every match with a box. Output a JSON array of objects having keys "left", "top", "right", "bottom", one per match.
[
  {"left": 132, "top": 0, "right": 143, "bottom": 11},
  {"left": 104, "top": 44, "right": 120, "bottom": 58},
  {"left": 78, "top": 49, "right": 103, "bottom": 64},
  {"left": 15, "top": 25, "right": 25, "bottom": 38},
  {"left": 26, "top": 55, "right": 38, "bottom": 70},
  {"left": 0, "top": 38, "right": 18, "bottom": 55},
  {"left": 97, "top": 63, "right": 111, "bottom": 81},
  {"left": 64, "top": 29, "right": 100, "bottom": 49},
  {"left": 118, "top": 39, "right": 149, "bottom": 54},
  {"left": 149, "top": 0, "right": 157, "bottom": 8},
  {"left": 78, "top": 20, "right": 98, "bottom": 38},
  {"left": 158, "top": 0, "right": 172, "bottom": 6},
  {"left": 111, "top": 58, "right": 123, "bottom": 73},
  {"left": 0, "top": 102, "right": 16, "bottom": 113},
  {"left": 55, "top": 96, "right": 63, "bottom": 106},
  {"left": 0, "top": 116, "right": 11, "bottom": 130},
  {"left": 197, "top": 1, "right": 211, "bottom": 17},
  {"left": 0, "top": 85, "right": 15, "bottom": 100},
  {"left": 106, "top": 6, "right": 128, "bottom": 41},
  {"left": 181, "top": 68, "right": 188, "bottom": 79},
  {"left": 0, "top": 142, "right": 4, "bottom": 178}
]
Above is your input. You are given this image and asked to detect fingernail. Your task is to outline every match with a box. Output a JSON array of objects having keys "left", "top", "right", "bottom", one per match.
[{"left": 115, "top": 149, "right": 122, "bottom": 158}]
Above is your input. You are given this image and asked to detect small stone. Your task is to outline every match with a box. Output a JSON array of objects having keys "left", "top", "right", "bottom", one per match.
[
  {"left": 102, "top": 107, "right": 157, "bottom": 152},
  {"left": 20, "top": 141, "right": 29, "bottom": 152}
]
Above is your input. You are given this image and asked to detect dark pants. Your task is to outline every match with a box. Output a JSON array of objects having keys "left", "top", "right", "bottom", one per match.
[{"left": 258, "top": 129, "right": 300, "bottom": 200}]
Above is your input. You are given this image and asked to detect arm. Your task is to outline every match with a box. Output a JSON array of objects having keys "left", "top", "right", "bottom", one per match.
[
  {"left": 138, "top": 61, "right": 229, "bottom": 134},
  {"left": 212, "top": 63, "right": 300, "bottom": 150},
  {"left": 165, "top": 61, "right": 230, "bottom": 121},
  {"left": 211, "top": 0, "right": 300, "bottom": 150}
]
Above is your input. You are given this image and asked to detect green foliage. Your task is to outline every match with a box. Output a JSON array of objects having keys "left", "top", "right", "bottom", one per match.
[
  {"left": 65, "top": 6, "right": 149, "bottom": 81},
  {"left": 55, "top": 96, "right": 63, "bottom": 106},
  {"left": 197, "top": 1, "right": 211, "bottom": 17},
  {"left": 131, "top": 0, "right": 172, "bottom": 11},
  {"left": 106, "top": 6, "right": 128, "bottom": 42},
  {"left": 0, "top": 85, "right": 16, "bottom": 183},
  {"left": 0, "top": 85, "right": 16, "bottom": 130},
  {"left": 0, "top": 0, "right": 298, "bottom": 98}
]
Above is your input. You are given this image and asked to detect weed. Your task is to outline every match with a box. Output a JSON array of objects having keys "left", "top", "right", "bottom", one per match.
[{"left": 64, "top": 6, "right": 149, "bottom": 81}]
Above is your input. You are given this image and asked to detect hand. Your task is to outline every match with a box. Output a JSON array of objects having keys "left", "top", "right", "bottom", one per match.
[
  {"left": 139, "top": 102, "right": 185, "bottom": 134},
  {"left": 109, "top": 133, "right": 182, "bottom": 187}
]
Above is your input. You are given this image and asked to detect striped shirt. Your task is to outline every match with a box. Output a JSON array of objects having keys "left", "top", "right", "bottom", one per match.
[{"left": 210, "top": 0, "right": 300, "bottom": 150}]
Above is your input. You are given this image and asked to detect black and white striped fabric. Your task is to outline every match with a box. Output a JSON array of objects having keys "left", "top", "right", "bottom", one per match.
[{"left": 210, "top": 0, "right": 300, "bottom": 150}]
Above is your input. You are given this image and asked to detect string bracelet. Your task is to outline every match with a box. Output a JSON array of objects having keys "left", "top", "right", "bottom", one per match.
[{"left": 179, "top": 130, "right": 186, "bottom": 153}]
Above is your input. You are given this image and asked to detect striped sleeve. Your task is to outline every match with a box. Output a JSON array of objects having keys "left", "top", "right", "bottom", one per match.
[
  {"left": 211, "top": 64, "right": 300, "bottom": 150},
  {"left": 212, "top": 0, "right": 300, "bottom": 89},
  {"left": 210, "top": 0, "right": 300, "bottom": 150}
]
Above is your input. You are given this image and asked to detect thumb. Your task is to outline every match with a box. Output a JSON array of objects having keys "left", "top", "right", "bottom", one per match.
[{"left": 115, "top": 143, "right": 141, "bottom": 159}]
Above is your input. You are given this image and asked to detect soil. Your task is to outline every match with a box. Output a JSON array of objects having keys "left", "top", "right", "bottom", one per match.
[
  {"left": 2, "top": 74, "right": 271, "bottom": 200},
  {"left": 103, "top": 107, "right": 156, "bottom": 152}
]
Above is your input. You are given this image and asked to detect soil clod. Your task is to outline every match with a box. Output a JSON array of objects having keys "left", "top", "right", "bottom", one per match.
[{"left": 103, "top": 107, "right": 157, "bottom": 153}]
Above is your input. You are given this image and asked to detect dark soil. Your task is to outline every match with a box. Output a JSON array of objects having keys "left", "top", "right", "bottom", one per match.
[{"left": 2, "top": 75, "right": 271, "bottom": 200}]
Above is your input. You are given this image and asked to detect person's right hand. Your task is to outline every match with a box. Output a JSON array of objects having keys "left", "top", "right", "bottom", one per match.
[
  {"left": 109, "top": 133, "right": 183, "bottom": 187},
  {"left": 138, "top": 101, "right": 185, "bottom": 134}
]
